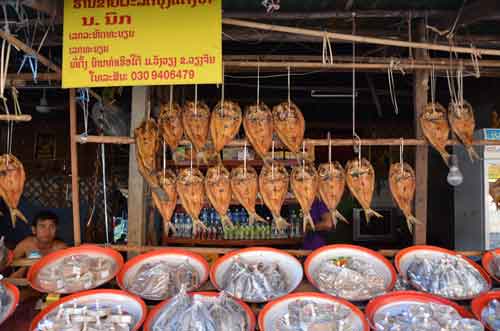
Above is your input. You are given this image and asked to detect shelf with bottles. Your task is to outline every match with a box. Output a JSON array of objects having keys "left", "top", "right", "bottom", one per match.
[{"left": 168, "top": 205, "right": 305, "bottom": 242}]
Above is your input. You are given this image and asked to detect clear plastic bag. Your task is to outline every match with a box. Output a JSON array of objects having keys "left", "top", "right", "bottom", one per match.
[{"left": 482, "top": 299, "right": 500, "bottom": 331}]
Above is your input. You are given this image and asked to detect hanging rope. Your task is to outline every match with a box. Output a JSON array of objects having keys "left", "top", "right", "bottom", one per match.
[
  {"left": 408, "top": 11, "right": 413, "bottom": 59},
  {"left": 287, "top": 65, "right": 291, "bottom": 116},
  {"left": 1, "top": 5, "right": 12, "bottom": 157},
  {"left": 388, "top": 59, "right": 398, "bottom": 115},
  {"left": 101, "top": 144, "right": 110, "bottom": 245},
  {"left": 194, "top": 84, "right": 198, "bottom": 116},
  {"left": 470, "top": 44, "right": 481, "bottom": 78},
  {"left": 77, "top": 88, "right": 90, "bottom": 139},
  {"left": 257, "top": 62, "right": 260, "bottom": 107},
  {"left": 400, "top": 138, "right": 404, "bottom": 175},
  {"left": 322, "top": 31, "right": 334, "bottom": 65},
  {"left": 221, "top": 65, "right": 225, "bottom": 116},
  {"left": 430, "top": 64, "right": 436, "bottom": 108},
  {"left": 351, "top": 13, "right": 361, "bottom": 155}
]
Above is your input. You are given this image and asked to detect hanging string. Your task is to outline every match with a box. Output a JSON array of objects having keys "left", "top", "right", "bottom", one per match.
[
  {"left": 430, "top": 65, "right": 436, "bottom": 108},
  {"left": 287, "top": 65, "right": 291, "bottom": 116},
  {"left": 162, "top": 139, "right": 166, "bottom": 181},
  {"left": 77, "top": 88, "right": 90, "bottom": 138},
  {"left": 400, "top": 138, "right": 404, "bottom": 176},
  {"left": 194, "top": 84, "right": 198, "bottom": 116},
  {"left": 388, "top": 59, "right": 399, "bottom": 115},
  {"left": 457, "top": 65, "right": 464, "bottom": 107},
  {"left": 408, "top": 11, "right": 413, "bottom": 59},
  {"left": 169, "top": 85, "right": 173, "bottom": 110},
  {"left": 446, "top": 69, "right": 458, "bottom": 107},
  {"left": 1, "top": 6, "right": 11, "bottom": 157},
  {"left": 470, "top": 44, "right": 481, "bottom": 78},
  {"left": 221, "top": 65, "right": 225, "bottom": 116},
  {"left": 302, "top": 141, "right": 306, "bottom": 178},
  {"left": 243, "top": 140, "right": 247, "bottom": 177},
  {"left": 271, "top": 140, "right": 275, "bottom": 179},
  {"left": 322, "top": 31, "right": 334, "bottom": 65},
  {"left": 357, "top": 136, "right": 362, "bottom": 165},
  {"left": 189, "top": 141, "right": 193, "bottom": 176},
  {"left": 101, "top": 144, "right": 110, "bottom": 245},
  {"left": 351, "top": 13, "right": 361, "bottom": 154},
  {"left": 328, "top": 132, "right": 332, "bottom": 165},
  {"left": 256, "top": 62, "right": 260, "bottom": 107}
]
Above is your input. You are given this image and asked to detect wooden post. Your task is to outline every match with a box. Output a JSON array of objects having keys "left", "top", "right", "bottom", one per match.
[
  {"left": 413, "top": 20, "right": 429, "bottom": 244},
  {"left": 127, "top": 87, "right": 148, "bottom": 257},
  {"left": 69, "top": 89, "right": 81, "bottom": 246}
]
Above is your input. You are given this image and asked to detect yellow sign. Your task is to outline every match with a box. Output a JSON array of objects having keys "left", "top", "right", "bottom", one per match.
[{"left": 62, "top": 0, "right": 222, "bottom": 88}]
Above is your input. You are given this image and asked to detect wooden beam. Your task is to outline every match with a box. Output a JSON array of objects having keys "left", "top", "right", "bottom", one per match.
[
  {"left": 69, "top": 89, "right": 81, "bottom": 246},
  {"left": 413, "top": 20, "right": 429, "bottom": 245},
  {"left": 127, "top": 87, "right": 148, "bottom": 258},
  {"left": 222, "top": 18, "right": 500, "bottom": 57},
  {"left": 0, "top": 114, "right": 31, "bottom": 122},
  {"left": 459, "top": 0, "right": 500, "bottom": 26}
]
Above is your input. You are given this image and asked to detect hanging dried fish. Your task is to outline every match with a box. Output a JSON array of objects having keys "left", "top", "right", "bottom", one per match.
[
  {"left": 210, "top": 101, "right": 242, "bottom": 154},
  {"left": 389, "top": 162, "right": 419, "bottom": 233},
  {"left": 243, "top": 103, "right": 273, "bottom": 161},
  {"left": 134, "top": 119, "right": 159, "bottom": 187},
  {"left": 152, "top": 170, "right": 178, "bottom": 237},
  {"left": 491, "top": 178, "right": 500, "bottom": 210},
  {"left": 291, "top": 163, "right": 318, "bottom": 232},
  {"left": 176, "top": 168, "right": 207, "bottom": 235},
  {"left": 0, "top": 155, "right": 27, "bottom": 227},
  {"left": 448, "top": 100, "right": 480, "bottom": 161},
  {"left": 158, "top": 102, "right": 184, "bottom": 152},
  {"left": 205, "top": 164, "right": 233, "bottom": 229},
  {"left": 318, "top": 162, "right": 349, "bottom": 228},
  {"left": 272, "top": 101, "right": 305, "bottom": 154},
  {"left": 420, "top": 103, "right": 451, "bottom": 166},
  {"left": 346, "top": 158, "right": 382, "bottom": 223},
  {"left": 182, "top": 101, "right": 210, "bottom": 153},
  {"left": 230, "top": 165, "right": 266, "bottom": 225},
  {"left": 259, "top": 163, "right": 290, "bottom": 230}
]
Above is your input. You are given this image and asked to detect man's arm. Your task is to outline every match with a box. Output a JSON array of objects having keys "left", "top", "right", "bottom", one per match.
[{"left": 10, "top": 238, "right": 31, "bottom": 278}]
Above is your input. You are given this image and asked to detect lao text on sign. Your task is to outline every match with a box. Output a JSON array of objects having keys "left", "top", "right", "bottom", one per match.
[{"left": 63, "top": 0, "right": 222, "bottom": 88}]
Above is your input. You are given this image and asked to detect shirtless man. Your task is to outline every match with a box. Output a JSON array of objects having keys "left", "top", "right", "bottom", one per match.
[{"left": 11, "top": 211, "right": 67, "bottom": 278}]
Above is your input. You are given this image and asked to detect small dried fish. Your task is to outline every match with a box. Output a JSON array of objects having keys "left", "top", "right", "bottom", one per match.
[
  {"left": 182, "top": 101, "right": 210, "bottom": 152},
  {"left": 483, "top": 298, "right": 500, "bottom": 331},
  {"left": 134, "top": 119, "right": 159, "bottom": 187},
  {"left": 205, "top": 165, "right": 233, "bottom": 229},
  {"left": 389, "top": 162, "right": 419, "bottom": 233},
  {"left": 0, "top": 154, "right": 27, "bottom": 227},
  {"left": 158, "top": 102, "right": 184, "bottom": 152},
  {"left": 243, "top": 103, "right": 273, "bottom": 161},
  {"left": 151, "top": 170, "right": 177, "bottom": 237},
  {"left": 420, "top": 103, "right": 451, "bottom": 166},
  {"left": 176, "top": 168, "right": 207, "bottom": 235},
  {"left": 491, "top": 179, "right": 500, "bottom": 210},
  {"left": 272, "top": 101, "right": 305, "bottom": 154},
  {"left": 449, "top": 100, "right": 480, "bottom": 162},
  {"left": 210, "top": 101, "right": 242, "bottom": 153},
  {"left": 318, "top": 162, "right": 348, "bottom": 228},
  {"left": 259, "top": 163, "right": 290, "bottom": 230},
  {"left": 291, "top": 163, "right": 318, "bottom": 232},
  {"left": 230, "top": 165, "right": 266, "bottom": 225},
  {"left": 346, "top": 158, "right": 382, "bottom": 223}
]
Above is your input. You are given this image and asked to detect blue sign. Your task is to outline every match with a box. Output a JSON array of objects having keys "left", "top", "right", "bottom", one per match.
[{"left": 485, "top": 129, "right": 500, "bottom": 140}]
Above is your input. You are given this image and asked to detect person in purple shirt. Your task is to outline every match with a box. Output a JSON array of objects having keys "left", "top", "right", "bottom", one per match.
[{"left": 303, "top": 198, "right": 334, "bottom": 250}]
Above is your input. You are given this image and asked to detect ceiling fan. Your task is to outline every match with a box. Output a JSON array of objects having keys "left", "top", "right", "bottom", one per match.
[{"left": 35, "top": 88, "right": 64, "bottom": 113}]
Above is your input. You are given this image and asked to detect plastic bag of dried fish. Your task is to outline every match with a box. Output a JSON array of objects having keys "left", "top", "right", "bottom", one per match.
[
  {"left": 491, "top": 253, "right": 500, "bottom": 279},
  {"left": 36, "top": 301, "right": 134, "bottom": 331},
  {"left": 374, "top": 302, "right": 483, "bottom": 331},
  {"left": 126, "top": 260, "right": 199, "bottom": 300},
  {"left": 0, "top": 280, "right": 12, "bottom": 323},
  {"left": 221, "top": 257, "right": 288, "bottom": 302},
  {"left": 0, "top": 237, "right": 9, "bottom": 271},
  {"left": 406, "top": 255, "right": 489, "bottom": 299},
  {"left": 37, "top": 255, "right": 116, "bottom": 293},
  {"left": 482, "top": 299, "right": 500, "bottom": 331},
  {"left": 274, "top": 299, "right": 361, "bottom": 331},
  {"left": 151, "top": 288, "right": 249, "bottom": 331},
  {"left": 312, "top": 257, "right": 386, "bottom": 301}
]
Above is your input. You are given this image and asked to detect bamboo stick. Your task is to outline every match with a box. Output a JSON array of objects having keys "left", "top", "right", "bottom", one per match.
[
  {"left": 69, "top": 89, "right": 81, "bottom": 246},
  {"left": 222, "top": 18, "right": 500, "bottom": 57},
  {"left": 0, "top": 114, "right": 31, "bottom": 122}
]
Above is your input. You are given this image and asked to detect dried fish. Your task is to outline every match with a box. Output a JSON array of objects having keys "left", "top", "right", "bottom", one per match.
[
  {"left": 36, "top": 255, "right": 117, "bottom": 293},
  {"left": 230, "top": 165, "right": 266, "bottom": 225},
  {"left": 490, "top": 179, "right": 500, "bottom": 210},
  {"left": 205, "top": 165, "right": 233, "bottom": 229},
  {"left": 0, "top": 237, "right": 8, "bottom": 271},
  {"left": 318, "top": 162, "right": 349, "bottom": 228},
  {"left": 420, "top": 103, "right": 451, "bottom": 166},
  {"left": 210, "top": 101, "right": 242, "bottom": 153},
  {"left": 375, "top": 302, "right": 483, "bottom": 331},
  {"left": 272, "top": 101, "right": 305, "bottom": 154},
  {"left": 182, "top": 101, "right": 210, "bottom": 153},
  {"left": 176, "top": 168, "right": 207, "bottom": 235},
  {"left": 158, "top": 102, "right": 184, "bottom": 152},
  {"left": 243, "top": 103, "right": 273, "bottom": 161},
  {"left": 492, "top": 253, "right": 500, "bottom": 278},
  {"left": 151, "top": 170, "right": 177, "bottom": 237},
  {"left": 449, "top": 100, "right": 480, "bottom": 161},
  {"left": 0, "top": 154, "right": 27, "bottom": 227},
  {"left": 152, "top": 288, "right": 249, "bottom": 331},
  {"left": 135, "top": 119, "right": 159, "bottom": 187},
  {"left": 221, "top": 257, "right": 288, "bottom": 302},
  {"left": 0, "top": 282, "right": 12, "bottom": 322},
  {"left": 482, "top": 299, "right": 500, "bottom": 331},
  {"left": 126, "top": 260, "right": 199, "bottom": 301},
  {"left": 291, "top": 163, "right": 318, "bottom": 232},
  {"left": 346, "top": 158, "right": 382, "bottom": 223},
  {"left": 274, "top": 299, "right": 360, "bottom": 331},
  {"left": 259, "top": 163, "right": 290, "bottom": 231},
  {"left": 389, "top": 162, "right": 419, "bottom": 233},
  {"left": 406, "top": 254, "right": 489, "bottom": 300},
  {"left": 312, "top": 257, "right": 386, "bottom": 301}
]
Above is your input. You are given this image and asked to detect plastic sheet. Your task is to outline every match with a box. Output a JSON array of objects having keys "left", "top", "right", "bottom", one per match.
[
  {"left": 374, "top": 302, "right": 483, "bottom": 331},
  {"left": 37, "top": 255, "right": 117, "bottom": 293},
  {"left": 152, "top": 288, "right": 249, "bottom": 331},
  {"left": 406, "top": 254, "right": 489, "bottom": 299},
  {"left": 126, "top": 260, "right": 199, "bottom": 300},
  {"left": 274, "top": 299, "right": 361, "bottom": 331},
  {"left": 482, "top": 299, "right": 500, "bottom": 331},
  {"left": 0, "top": 237, "right": 9, "bottom": 270},
  {"left": 313, "top": 257, "right": 386, "bottom": 301},
  {"left": 0, "top": 282, "right": 12, "bottom": 323},
  {"left": 35, "top": 301, "right": 133, "bottom": 331},
  {"left": 492, "top": 253, "right": 500, "bottom": 279},
  {"left": 221, "top": 257, "right": 288, "bottom": 302}
]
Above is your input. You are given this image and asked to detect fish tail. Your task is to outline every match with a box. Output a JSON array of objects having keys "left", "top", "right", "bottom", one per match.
[
  {"left": 220, "top": 214, "right": 234, "bottom": 229},
  {"left": 439, "top": 150, "right": 451, "bottom": 167},
  {"left": 467, "top": 146, "right": 481, "bottom": 162},
  {"left": 249, "top": 212, "right": 267, "bottom": 225},
  {"left": 405, "top": 215, "right": 421, "bottom": 234},
  {"left": 364, "top": 208, "right": 383, "bottom": 224},
  {"left": 303, "top": 213, "right": 315, "bottom": 233},
  {"left": 191, "top": 218, "right": 207, "bottom": 235},
  {"left": 164, "top": 221, "right": 176, "bottom": 237},
  {"left": 273, "top": 215, "right": 290, "bottom": 231},
  {"left": 330, "top": 209, "right": 349, "bottom": 228},
  {"left": 10, "top": 209, "right": 28, "bottom": 228}
]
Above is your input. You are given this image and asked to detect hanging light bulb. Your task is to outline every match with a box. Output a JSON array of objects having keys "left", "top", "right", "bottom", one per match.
[{"left": 447, "top": 154, "right": 464, "bottom": 186}]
